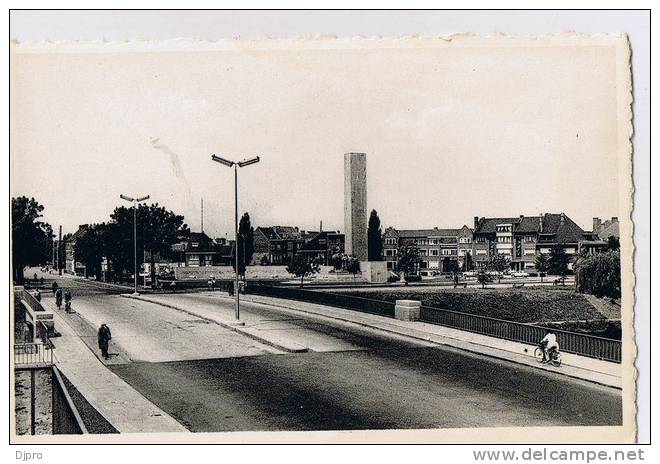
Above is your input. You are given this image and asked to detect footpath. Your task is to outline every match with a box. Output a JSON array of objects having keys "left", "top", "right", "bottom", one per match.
[
  {"left": 42, "top": 297, "right": 188, "bottom": 434},
  {"left": 129, "top": 291, "right": 622, "bottom": 389}
]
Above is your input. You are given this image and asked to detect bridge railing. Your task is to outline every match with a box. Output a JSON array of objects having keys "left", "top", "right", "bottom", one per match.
[{"left": 420, "top": 305, "right": 622, "bottom": 363}]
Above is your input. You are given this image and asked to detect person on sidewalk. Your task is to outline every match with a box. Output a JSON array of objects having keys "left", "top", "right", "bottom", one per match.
[
  {"left": 64, "top": 289, "right": 72, "bottom": 312},
  {"left": 55, "top": 288, "right": 63, "bottom": 309},
  {"left": 97, "top": 324, "right": 112, "bottom": 359},
  {"left": 52, "top": 281, "right": 58, "bottom": 295},
  {"left": 34, "top": 289, "right": 41, "bottom": 302}
]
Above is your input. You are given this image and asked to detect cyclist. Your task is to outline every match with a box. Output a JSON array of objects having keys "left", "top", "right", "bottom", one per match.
[{"left": 540, "top": 331, "right": 559, "bottom": 363}]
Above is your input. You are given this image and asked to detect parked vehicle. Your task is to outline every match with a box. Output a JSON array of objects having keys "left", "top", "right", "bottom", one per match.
[
  {"left": 462, "top": 271, "right": 478, "bottom": 278},
  {"left": 419, "top": 270, "right": 440, "bottom": 278},
  {"left": 511, "top": 271, "right": 529, "bottom": 278}
]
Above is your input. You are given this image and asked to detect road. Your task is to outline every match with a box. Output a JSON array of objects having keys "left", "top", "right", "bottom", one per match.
[{"left": 27, "top": 269, "right": 622, "bottom": 432}]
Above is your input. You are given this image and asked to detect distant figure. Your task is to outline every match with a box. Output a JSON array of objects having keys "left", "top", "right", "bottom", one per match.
[
  {"left": 97, "top": 324, "right": 112, "bottom": 359},
  {"left": 170, "top": 280, "right": 177, "bottom": 293},
  {"left": 34, "top": 290, "right": 41, "bottom": 302},
  {"left": 55, "top": 288, "right": 63, "bottom": 309},
  {"left": 208, "top": 276, "right": 216, "bottom": 291},
  {"left": 52, "top": 281, "right": 58, "bottom": 295},
  {"left": 39, "top": 277, "right": 44, "bottom": 287},
  {"left": 33, "top": 272, "right": 38, "bottom": 283},
  {"left": 64, "top": 289, "right": 72, "bottom": 313},
  {"left": 453, "top": 273, "right": 459, "bottom": 288}
]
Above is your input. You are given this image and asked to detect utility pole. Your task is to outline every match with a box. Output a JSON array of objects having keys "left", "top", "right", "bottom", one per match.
[
  {"left": 120, "top": 194, "right": 150, "bottom": 295},
  {"left": 58, "top": 225, "right": 62, "bottom": 275},
  {"left": 201, "top": 198, "right": 204, "bottom": 233}
]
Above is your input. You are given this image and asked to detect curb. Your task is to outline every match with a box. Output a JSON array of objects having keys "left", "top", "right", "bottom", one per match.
[
  {"left": 236, "top": 294, "right": 622, "bottom": 390},
  {"left": 120, "top": 294, "right": 308, "bottom": 354}
]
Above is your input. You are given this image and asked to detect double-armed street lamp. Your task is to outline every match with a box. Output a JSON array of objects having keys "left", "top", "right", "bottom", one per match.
[
  {"left": 211, "top": 154, "right": 260, "bottom": 322},
  {"left": 120, "top": 194, "right": 150, "bottom": 296}
]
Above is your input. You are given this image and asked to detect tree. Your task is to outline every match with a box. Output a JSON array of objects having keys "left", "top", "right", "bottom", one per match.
[
  {"left": 367, "top": 210, "right": 383, "bottom": 261},
  {"left": 477, "top": 270, "right": 493, "bottom": 289},
  {"left": 534, "top": 253, "right": 550, "bottom": 282},
  {"left": 11, "top": 196, "right": 53, "bottom": 283},
  {"left": 396, "top": 243, "right": 421, "bottom": 280},
  {"left": 109, "top": 203, "right": 189, "bottom": 286},
  {"left": 574, "top": 250, "right": 621, "bottom": 299},
  {"left": 233, "top": 213, "right": 255, "bottom": 276},
  {"left": 607, "top": 236, "right": 620, "bottom": 251},
  {"left": 286, "top": 254, "right": 321, "bottom": 288},
  {"left": 548, "top": 245, "right": 570, "bottom": 278},
  {"left": 444, "top": 258, "right": 460, "bottom": 276},
  {"left": 488, "top": 253, "right": 510, "bottom": 283},
  {"left": 74, "top": 223, "right": 108, "bottom": 279},
  {"left": 345, "top": 256, "right": 360, "bottom": 286}
]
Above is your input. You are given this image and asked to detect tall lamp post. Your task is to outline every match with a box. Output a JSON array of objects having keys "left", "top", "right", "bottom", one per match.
[
  {"left": 120, "top": 194, "right": 150, "bottom": 296},
  {"left": 211, "top": 154, "right": 260, "bottom": 322}
]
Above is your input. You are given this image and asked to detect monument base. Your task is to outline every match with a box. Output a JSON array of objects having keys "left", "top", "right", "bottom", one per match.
[{"left": 359, "top": 261, "right": 388, "bottom": 284}]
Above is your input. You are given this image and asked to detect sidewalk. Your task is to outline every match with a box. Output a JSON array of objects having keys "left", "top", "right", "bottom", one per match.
[
  {"left": 46, "top": 302, "right": 188, "bottom": 433},
  {"left": 122, "top": 294, "right": 308, "bottom": 353},
  {"left": 133, "top": 291, "right": 621, "bottom": 389}
]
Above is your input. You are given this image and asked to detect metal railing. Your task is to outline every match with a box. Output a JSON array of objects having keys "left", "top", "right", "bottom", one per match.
[
  {"left": 420, "top": 305, "right": 621, "bottom": 363},
  {"left": 246, "top": 284, "right": 396, "bottom": 317},
  {"left": 14, "top": 343, "right": 53, "bottom": 366}
]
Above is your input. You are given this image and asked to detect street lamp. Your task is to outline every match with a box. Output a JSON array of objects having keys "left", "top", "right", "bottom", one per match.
[
  {"left": 120, "top": 194, "right": 150, "bottom": 295},
  {"left": 211, "top": 154, "right": 260, "bottom": 322}
]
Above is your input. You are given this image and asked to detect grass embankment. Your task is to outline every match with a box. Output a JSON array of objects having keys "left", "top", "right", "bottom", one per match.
[{"left": 339, "top": 288, "right": 604, "bottom": 324}]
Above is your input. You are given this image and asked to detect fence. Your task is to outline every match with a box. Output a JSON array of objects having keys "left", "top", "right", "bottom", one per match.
[
  {"left": 420, "top": 306, "right": 621, "bottom": 363},
  {"left": 14, "top": 343, "right": 53, "bottom": 366},
  {"left": 246, "top": 284, "right": 395, "bottom": 317},
  {"left": 246, "top": 284, "right": 621, "bottom": 363}
]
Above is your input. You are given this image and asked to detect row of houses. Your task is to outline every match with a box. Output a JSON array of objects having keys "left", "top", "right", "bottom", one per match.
[
  {"left": 383, "top": 214, "right": 620, "bottom": 273},
  {"left": 61, "top": 214, "right": 619, "bottom": 276}
]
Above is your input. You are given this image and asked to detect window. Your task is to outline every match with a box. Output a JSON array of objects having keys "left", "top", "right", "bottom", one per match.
[
  {"left": 319, "top": 239, "right": 326, "bottom": 245},
  {"left": 191, "top": 242, "right": 199, "bottom": 248},
  {"left": 459, "top": 237, "right": 472, "bottom": 243},
  {"left": 497, "top": 236, "right": 511, "bottom": 243},
  {"left": 430, "top": 249, "right": 439, "bottom": 256},
  {"left": 385, "top": 249, "right": 396, "bottom": 257},
  {"left": 420, "top": 249, "right": 428, "bottom": 256},
  {"left": 525, "top": 235, "right": 536, "bottom": 243},
  {"left": 476, "top": 236, "right": 487, "bottom": 243}
]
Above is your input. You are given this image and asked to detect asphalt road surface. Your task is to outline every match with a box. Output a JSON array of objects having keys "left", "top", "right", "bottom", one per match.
[{"left": 29, "top": 269, "right": 622, "bottom": 432}]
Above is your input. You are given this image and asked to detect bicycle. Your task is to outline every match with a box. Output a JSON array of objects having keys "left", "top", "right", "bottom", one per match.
[{"left": 534, "top": 344, "right": 562, "bottom": 367}]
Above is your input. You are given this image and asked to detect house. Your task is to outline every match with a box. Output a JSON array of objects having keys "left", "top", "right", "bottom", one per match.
[
  {"left": 592, "top": 217, "right": 620, "bottom": 241},
  {"left": 172, "top": 232, "right": 233, "bottom": 267},
  {"left": 296, "top": 231, "right": 345, "bottom": 265},
  {"left": 472, "top": 213, "right": 597, "bottom": 271},
  {"left": 64, "top": 225, "right": 90, "bottom": 276},
  {"left": 382, "top": 226, "right": 472, "bottom": 272},
  {"left": 253, "top": 226, "right": 305, "bottom": 265}
]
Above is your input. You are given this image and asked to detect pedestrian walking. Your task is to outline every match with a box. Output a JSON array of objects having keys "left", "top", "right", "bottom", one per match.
[
  {"left": 55, "top": 288, "right": 62, "bottom": 309},
  {"left": 52, "top": 281, "right": 58, "bottom": 295},
  {"left": 39, "top": 277, "right": 44, "bottom": 288},
  {"left": 64, "top": 289, "right": 72, "bottom": 313},
  {"left": 34, "top": 290, "right": 41, "bottom": 302},
  {"left": 97, "top": 324, "right": 112, "bottom": 359}
]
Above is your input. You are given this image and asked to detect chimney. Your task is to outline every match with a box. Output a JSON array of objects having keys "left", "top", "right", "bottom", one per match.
[
  {"left": 320, "top": 220, "right": 323, "bottom": 232},
  {"left": 611, "top": 217, "right": 618, "bottom": 222},
  {"left": 593, "top": 217, "right": 601, "bottom": 232},
  {"left": 539, "top": 214, "right": 544, "bottom": 232},
  {"left": 560, "top": 212, "right": 565, "bottom": 224},
  {"left": 474, "top": 216, "right": 479, "bottom": 229}
]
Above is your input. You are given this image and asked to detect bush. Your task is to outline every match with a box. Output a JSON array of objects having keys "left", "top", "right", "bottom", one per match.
[
  {"left": 387, "top": 274, "right": 400, "bottom": 283},
  {"left": 404, "top": 274, "right": 422, "bottom": 282},
  {"left": 574, "top": 250, "right": 621, "bottom": 299}
]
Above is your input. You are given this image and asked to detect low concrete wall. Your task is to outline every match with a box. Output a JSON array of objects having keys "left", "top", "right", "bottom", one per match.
[{"left": 360, "top": 261, "right": 388, "bottom": 284}]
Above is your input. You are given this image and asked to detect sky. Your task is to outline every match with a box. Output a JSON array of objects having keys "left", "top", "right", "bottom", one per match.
[{"left": 10, "top": 37, "right": 625, "bottom": 237}]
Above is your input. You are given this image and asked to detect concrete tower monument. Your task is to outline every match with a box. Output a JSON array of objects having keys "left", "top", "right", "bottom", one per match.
[{"left": 344, "top": 152, "right": 368, "bottom": 261}]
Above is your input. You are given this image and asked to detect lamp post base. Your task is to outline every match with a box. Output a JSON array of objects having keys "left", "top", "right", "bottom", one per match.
[
  {"left": 227, "top": 320, "right": 245, "bottom": 327},
  {"left": 131, "top": 291, "right": 140, "bottom": 296}
]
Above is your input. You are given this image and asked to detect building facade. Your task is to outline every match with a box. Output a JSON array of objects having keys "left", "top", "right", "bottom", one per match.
[
  {"left": 253, "top": 226, "right": 305, "bottom": 265},
  {"left": 382, "top": 226, "right": 473, "bottom": 272},
  {"left": 472, "top": 213, "right": 596, "bottom": 271}
]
